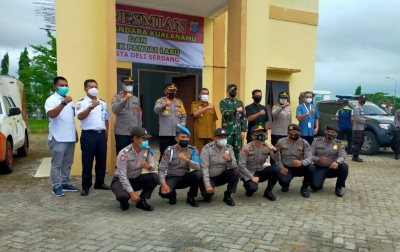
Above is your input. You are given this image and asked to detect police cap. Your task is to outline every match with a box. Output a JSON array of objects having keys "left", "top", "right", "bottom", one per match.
[
  {"left": 227, "top": 84, "right": 237, "bottom": 91},
  {"left": 358, "top": 95, "right": 367, "bottom": 102},
  {"left": 166, "top": 83, "right": 178, "bottom": 91},
  {"left": 251, "top": 125, "right": 267, "bottom": 134},
  {"left": 130, "top": 127, "right": 152, "bottom": 138},
  {"left": 325, "top": 124, "right": 340, "bottom": 133},
  {"left": 214, "top": 128, "right": 229, "bottom": 136},
  {"left": 287, "top": 124, "right": 301, "bottom": 131},
  {"left": 122, "top": 77, "right": 134, "bottom": 83},
  {"left": 279, "top": 91, "right": 288, "bottom": 98},
  {"left": 176, "top": 125, "right": 190, "bottom": 136}
]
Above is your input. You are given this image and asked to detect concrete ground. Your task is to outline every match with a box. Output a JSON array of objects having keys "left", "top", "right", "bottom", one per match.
[{"left": 1, "top": 133, "right": 400, "bottom": 252}]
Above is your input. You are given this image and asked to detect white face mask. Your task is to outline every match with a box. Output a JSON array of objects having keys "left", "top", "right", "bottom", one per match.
[
  {"left": 200, "top": 94, "right": 209, "bottom": 102},
  {"left": 389, "top": 107, "right": 393, "bottom": 109},
  {"left": 124, "top": 85, "right": 133, "bottom": 92},
  {"left": 381, "top": 104, "right": 386, "bottom": 108},
  {"left": 279, "top": 99, "right": 287, "bottom": 104},
  {"left": 217, "top": 139, "right": 227, "bottom": 147},
  {"left": 87, "top": 88, "right": 99, "bottom": 96},
  {"left": 305, "top": 98, "right": 312, "bottom": 103}
]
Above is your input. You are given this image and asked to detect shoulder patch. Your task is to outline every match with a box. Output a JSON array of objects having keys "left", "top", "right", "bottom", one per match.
[
  {"left": 242, "top": 149, "right": 248, "bottom": 154},
  {"left": 120, "top": 155, "right": 127, "bottom": 161}
]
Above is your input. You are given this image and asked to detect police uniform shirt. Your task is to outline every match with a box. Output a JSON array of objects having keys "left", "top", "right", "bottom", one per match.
[
  {"left": 353, "top": 105, "right": 366, "bottom": 131},
  {"left": 311, "top": 138, "right": 345, "bottom": 167},
  {"left": 200, "top": 142, "right": 237, "bottom": 187},
  {"left": 271, "top": 104, "right": 292, "bottom": 136},
  {"left": 239, "top": 142, "right": 279, "bottom": 181},
  {"left": 111, "top": 92, "right": 142, "bottom": 135},
  {"left": 158, "top": 144, "right": 200, "bottom": 184},
  {"left": 191, "top": 101, "right": 218, "bottom": 139},
  {"left": 114, "top": 144, "right": 155, "bottom": 193},
  {"left": 75, "top": 96, "right": 110, "bottom": 130},
  {"left": 245, "top": 103, "right": 269, "bottom": 139},
  {"left": 44, "top": 92, "right": 76, "bottom": 142},
  {"left": 275, "top": 137, "right": 313, "bottom": 168},
  {"left": 154, "top": 97, "right": 187, "bottom": 136},
  {"left": 394, "top": 109, "right": 400, "bottom": 130}
]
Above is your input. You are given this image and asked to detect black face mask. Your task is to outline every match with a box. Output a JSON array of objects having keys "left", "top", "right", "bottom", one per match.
[
  {"left": 289, "top": 133, "right": 300, "bottom": 140},
  {"left": 167, "top": 93, "right": 176, "bottom": 99},
  {"left": 253, "top": 97, "right": 262, "bottom": 103},
  {"left": 255, "top": 134, "right": 266, "bottom": 142},
  {"left": 229, "top": 91, "right": 237, "bottom": 98},
  {"left": 178, "top": 140, "right": 189, "bottom": 148},
  {"left": 325, "top": 133, "right": 336, "bottom": 140}
]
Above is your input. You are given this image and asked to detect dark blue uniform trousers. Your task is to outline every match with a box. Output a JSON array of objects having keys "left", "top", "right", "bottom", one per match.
[
  {"left": 81, "top": 130, "right": 107, "bottom": 189},
  {"left": 311, "top": 163, "right": 349, "bottom": 190}
]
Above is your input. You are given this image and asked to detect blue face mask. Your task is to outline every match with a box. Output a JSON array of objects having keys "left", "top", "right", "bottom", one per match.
[
  {"left": 140, "top": 141, "right": 149, "bottom": 149},
  {"left": 58, "top": 87, "right": 69, "bottom": 96}
]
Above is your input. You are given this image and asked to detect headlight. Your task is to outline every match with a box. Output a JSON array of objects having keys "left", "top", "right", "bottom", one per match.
[{"left": 379, "top": 124, "right": 391, "bottom": 130}]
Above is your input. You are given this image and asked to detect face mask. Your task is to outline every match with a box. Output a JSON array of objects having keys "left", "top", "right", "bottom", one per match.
[
  {"left": 325, "top": 133, "right": 336, "bottom": 140},
  {"left": 139, "top": 140, "right": 148, "bottom": 149},
  {"left": 289, "top": 133, "right": 300, "bottom": 140},
  {"left": 200, "top": 95, "right": 209, "bottom": 102},
  {"left": 87, "top": 88, "right": 99, "bottom": 96},
  {"left": 167, "top": 92, "right": 176, "bottom": 99},
  {"left": 253, "top": 97, "right": 262, "bottom": 103},
  {"left": 229, "top": 91, "right": 237, "bottom": 98},
  {"left": 279, "top": 99, "right": 287, "bottom": 105},
  {"left": 178, "top": 140, "right": 189, "bottom": 148},
  {"left": 381, "top": 104, "right": 386, "bottom": 108},
  {"left": 390, "top": 107, "right": 393, "bottom": 109},
  {"left": 217, "top": 139, "right": 227, "bottom": 147},
  {"left": 57, "top": 87, "right": 69, "bottom": 96},
  {"left": 305, "top": 98, "right": 312, "bottom": 103},
  {"left": 359, "top": 102, "right": 365, "bottom": 106},
  {"left": 124, "top": 85, "right": 133, "bottom": 92},
  {"left": 255, "top": 134, "right": 266, "bottom": 143}
]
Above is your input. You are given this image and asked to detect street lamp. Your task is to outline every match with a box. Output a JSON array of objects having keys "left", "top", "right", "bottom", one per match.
[{"left": 386, "top": 77, "right": 398, "bottom": 110}]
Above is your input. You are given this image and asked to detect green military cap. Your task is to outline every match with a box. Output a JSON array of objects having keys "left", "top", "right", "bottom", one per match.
[
  {"left": 288, "top": 124, "right": 301, "bottom": 131},
  {"left": 123, "top": 77, "right": 134, "bottom": 83},
  {"left": 227, "top": 84, "right": 237, "bottom": 91},
  {"left": 325, "top": 124, "right": 340, "bottom": 133},
  {"left": 166, "top": 83, "right": 178, "bottom": 91}
]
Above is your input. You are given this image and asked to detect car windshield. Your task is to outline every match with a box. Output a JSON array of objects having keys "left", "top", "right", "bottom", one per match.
[{"left": 350, "top": 101, "right": 389, "bottom": 115}]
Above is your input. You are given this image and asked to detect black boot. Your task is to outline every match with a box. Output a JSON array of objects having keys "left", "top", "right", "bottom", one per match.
[
  {"left": 223, "top": 191, "right": 235, "bottom": 206},
  {"left": 136, "top": 198, "right": 154, "bottom": 211},
  {"left": 352, "top": 155, "right": 363, "bottom": 162},
  {"left": 335, "top": 187, "right": 344, "bottom": 197},
  {"left": 169, "top": 191, "right": 177, "bottom": 205},
  {"left": 186, "top": 193, "right": 199, "bottom": 207},
  {"left": 120, "top": 201, "right": 129, "bottom": 211},
  {"left": 263, "top": 185, "right": 276, "bottom": 201},
  {"left": 300, "top": 186, "right": 310, "bottom": 198},
  {"left": 395, "top": 150, "right": 399, "bottom": 160}
]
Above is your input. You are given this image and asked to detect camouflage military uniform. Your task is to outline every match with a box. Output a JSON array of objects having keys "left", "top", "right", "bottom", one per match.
[{"left": 219, "top": 98, "right": 247, "bottom": 161}]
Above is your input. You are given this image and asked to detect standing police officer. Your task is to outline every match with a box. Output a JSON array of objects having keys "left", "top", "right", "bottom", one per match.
[
  {"left": 394, "top": 108, "right": 400, "bottom": 159},
  {"left": 245, "top": 89, "right": 269, "bottom": 144},
  {"left": 352, "top": 95, "right": 370, "bottom": 162},
  {"left": 154, "top": 84, "right": 187, "bottom": 163},
  {"left": 111, "top": 77, "right": 142, "bottom": 155},
  {"left": 239, "top": 125, "right": 280, "bottom": 201},
  {"left": 276, "top": 124, "right": 315, "bottom": 198},
  {"left": 111, "top": 127, "right": 158, "bottom": 211},
  {"left": 219, "top": 84, "right": 248, "bottom": 161},
  {"left": 199, "top": 128, "right": 239, "bottom": 206},
  {"left": 335, "top": 100, "right": 354, "bottom": 155},
  {"left": 158, "top": 126, "right": 202, "bottom": 207},
  {"left": 270, "top": 91, "right": 292, "bottom": 165},
  {"left": 76, "top": 79, "right": 111, "bottom": 196},
  {"left": 310, "top": 124, "right": 349, "bottom": 197}
]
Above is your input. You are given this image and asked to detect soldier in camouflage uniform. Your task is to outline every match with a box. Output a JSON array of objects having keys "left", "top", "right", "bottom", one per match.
[{"left": 219, "top": 84, "right": 248, "bottom": 161}]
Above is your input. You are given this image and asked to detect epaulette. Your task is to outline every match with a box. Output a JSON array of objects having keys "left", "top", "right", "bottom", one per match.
[
  {"left": 166, "top": 146, "right": 173, "bottom": 152},
  {"left": 99, "top": 99, "right": 105, "bottom": 102},
  {"left": 188, "top": 145, "right": 196, "bottom": 149},
  {"left": 225, "top": 144, "right": 233, "bottom": 148},
  {"left": 334, "top": 139, "right": 342, "bottom": 143},
  {"left": 122, "top": 146, "right": 132, "bottom": 153},
  {"left": 272, "top": 105, "right": 279, "bottom": 109},
  {"left": 316, "top": 138, "right": 323, "bottom": 141},
  {"left": 78, "top": 98, "right": 84, "bottom": 101},
  {"left": 204, "top": 142, "right": 214, "bottom": 148}
]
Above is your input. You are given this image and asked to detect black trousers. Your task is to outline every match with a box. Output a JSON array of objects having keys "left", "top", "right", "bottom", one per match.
[
  {"left": 111, "top": 174, "right": 159, "bottom": 202},
  {"left": 352, "top": 130, "right": 364, "bottom": 155},
  {"left": 200, "top": 169, "right": 240, "bottom": 199},
  {"left": 270, "top": 135, "right": 286, "bottom": 165},
  {"left": 159, "top": 170, "right": 202, "bottom": 198},
  {"left": 115, "top": 134, "right": 131, "bottom": 156},
  {"left": 311, "top": 164, "right": 349, "bottom": 190},
  {"left": 81, "top": 130, "right": 107, "bottom": 189},
  {"left": 337, "top": 129, "right": 353, "bottom": 154},
  {"left": 243, "top": 166, "right": 280, "bottom": 194},
  {"left": 278, "top": 164, "right": 315, "bottom": 188},
  {"left": 159, "top": 136, "right": 177, "bottom": 163},
  {"left": 395, "top": 131, "right": 400, "bottom": 155},
  {"left": 301, "top": 136, "right": 314, "bottom": 145}
]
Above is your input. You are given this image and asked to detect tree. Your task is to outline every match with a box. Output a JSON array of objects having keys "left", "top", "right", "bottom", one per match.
[
  {"left": 18, "top": 48, "right": 36, "bottom": 112},
  {"left": 355, "top": 85, "right": 362, "bottom": 95},
  {"left": 0, "top": 52, "right": 10, "bottom": 75}
]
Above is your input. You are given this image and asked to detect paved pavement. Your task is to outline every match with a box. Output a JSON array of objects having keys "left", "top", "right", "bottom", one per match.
[{"left": 1, "top": 145, "right": 400, "bottom": 251}]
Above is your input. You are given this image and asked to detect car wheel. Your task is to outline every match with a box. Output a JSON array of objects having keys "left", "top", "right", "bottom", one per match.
[
  {"left": 0, "top": 141, "right": 13, "bottom": 174},
  {"left": 17, "top": 134, "right": 29, "bottom": 157},
  {"left": 361, "top": 131, "right": 380, "bottom": 155}
]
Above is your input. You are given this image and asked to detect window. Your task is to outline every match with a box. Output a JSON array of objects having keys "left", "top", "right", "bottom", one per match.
[
  {"left": 349, "top": 101, "right": 387, "bottom": 115},
  {"left": 2, "top": 96, "right": 11, "bottom": 115},
  {"left": 7, "top": 96, "right": 16, "bottom": 107}
]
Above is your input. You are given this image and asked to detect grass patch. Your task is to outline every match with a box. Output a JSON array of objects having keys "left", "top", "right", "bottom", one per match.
[{"left": 28, "top": 118, "right": 49, "bottom": 134}]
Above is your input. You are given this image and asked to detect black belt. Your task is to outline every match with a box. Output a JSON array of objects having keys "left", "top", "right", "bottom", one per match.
[{"left": 82, "top": 130, "right": 105, "bottom": 133}]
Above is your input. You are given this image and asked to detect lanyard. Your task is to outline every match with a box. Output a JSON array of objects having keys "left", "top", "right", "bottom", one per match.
[{"left": 304, "top": 104, "right": 311, "bottom": 122}]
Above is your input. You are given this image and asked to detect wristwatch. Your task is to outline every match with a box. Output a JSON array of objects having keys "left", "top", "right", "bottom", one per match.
[{"left": 61, "top": 100, "right": 67, "bottom": 106}]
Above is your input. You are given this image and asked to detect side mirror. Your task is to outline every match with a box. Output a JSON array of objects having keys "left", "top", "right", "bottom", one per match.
[{"left": 9, "top": 107, "right": 21, "bottom": 117}]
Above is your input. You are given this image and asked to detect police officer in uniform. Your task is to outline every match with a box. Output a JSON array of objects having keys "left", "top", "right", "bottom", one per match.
[
  {"left": 76, "top": 79, "right": 111, "bottom": 196},
  {"left": 239, "top": 125, "right": 280, "bottom": 201},
  {"left": 352, "top": 95, "right": 370, "bottom": 162},
  {"left": 394, "top": 108, "right": 400, "bottom": 159},
  {"left": 111, "top": 77, "right": 142, "bottom": 155},
  {"left": 199, "top": 128, "right": 240, "bottom": 206},
  {"left": 158, "top": 125, "right": 202, "bottom": 207},
  {"left": 111, "top": 127, "right": 159, "bottom": 211},
  {"left": 276, "top": 124, "right": 315, "bottom": 198},
  {"left": 270, "top": 91, "right": 292, "bottom": 165},
  {"left": 154, "top": 84, "right": 187, "bottom": 163},
  {"left": 310, "top": 124, "right": 349, "bottom": 197},
  {"left": 191, "top": 88, "right": 218, "bottom": 151}
]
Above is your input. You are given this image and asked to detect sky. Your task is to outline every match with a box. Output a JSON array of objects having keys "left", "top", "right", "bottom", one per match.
[{"left": 0, "top": 0, "right": 399, "bottom": 98}]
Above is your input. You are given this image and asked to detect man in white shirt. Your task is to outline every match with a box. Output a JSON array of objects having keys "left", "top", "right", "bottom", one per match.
[{"left": 44, "top": 77, "right": 79, "bottom": 197}]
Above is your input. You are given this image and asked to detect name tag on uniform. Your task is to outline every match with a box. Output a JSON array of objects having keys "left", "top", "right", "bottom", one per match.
[{"left": 308, "top": 122, "right": 312, "bottom": 128}]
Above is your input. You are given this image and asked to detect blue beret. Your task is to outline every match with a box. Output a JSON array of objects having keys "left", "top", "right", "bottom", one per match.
[{"left": 176, "top": 125, "right": 190, "bottom": 136}]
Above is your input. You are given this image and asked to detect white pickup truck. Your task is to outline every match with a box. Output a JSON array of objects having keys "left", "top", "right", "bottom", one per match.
[{"left": 0, "top": 76, "right": 29, "bottom": 174}]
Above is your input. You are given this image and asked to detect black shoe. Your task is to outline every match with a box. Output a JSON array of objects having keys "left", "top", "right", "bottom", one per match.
[
  {"left": 352, "top": 156, "right": 363, "bottom": 162},
  {"left": 281, "top": 187, "right": 289, "bottom": 192},
  {"left": 395, "top": 155, "right": 399, "bottom": 160},
  {"left": 310, "top": 185, "right": 318, "bottom": 192},
  {"left": 300, "top": 187, "right": 310, "bottom": 198},
  {"left": 186, "top": 193, "right": 199, "bottom": 207},
  {"left": 94, "top": 184, "right": 111, "bottom": 190},
  {"left": 120, "top": 201, "right": 129, "bottom": 211},
  {"left": 245, "top": 191, "right": 253, "bottom": 197},
  {"left": 136, "top": 198, "right": 154, "bottom": 211},
  {"left": 81, "top": 189, "right": 89, "bottom": 196},
  {"left": 263, "top": 190, "right": 276, "bottom": 201},
  {"left": 203, "top": 196, "right": 212, "bottom": 202},
  {"left": 335, "top": 187, "right": 344, "bottom": 197},
  {"left": 223, "top": 191, "right": 235, "bottom": 206},
  {"left": 169, "top": 191, "right": 177, "bottom": 205}
]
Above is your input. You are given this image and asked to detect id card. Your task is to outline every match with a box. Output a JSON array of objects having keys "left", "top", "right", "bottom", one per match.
[{"left": 308, "top": 122, "right": 312, "bottom": 128}]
